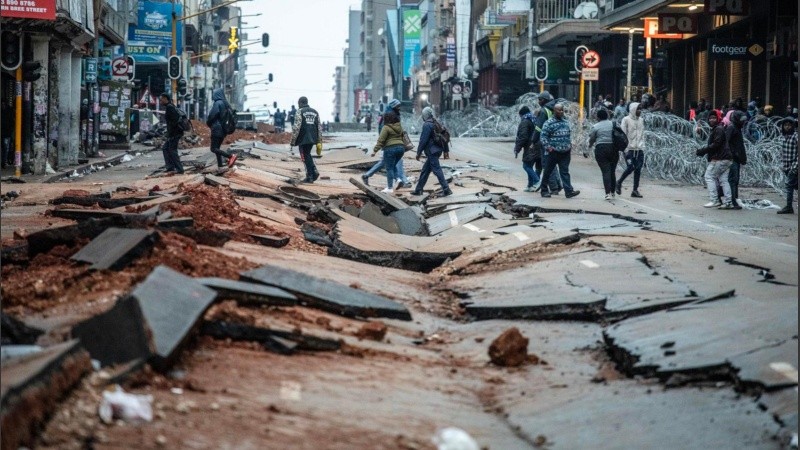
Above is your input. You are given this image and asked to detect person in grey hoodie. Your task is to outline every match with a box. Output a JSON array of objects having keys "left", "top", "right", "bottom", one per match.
[
  {"left": 589, "top": 108, "right": 617, "bottom": 200},
  {"left": 617, "top": 102, "right": 645, "bottom": 198},
  {"left": 205, "top": 88, "right": 237, "bottom": 168}
]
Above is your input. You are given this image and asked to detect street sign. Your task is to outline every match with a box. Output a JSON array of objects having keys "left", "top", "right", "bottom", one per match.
[
  {"left": 534, "top": 57, "right": 548, "bottom": 81},
  {"left": 126, "top": 56, "right": 136, "bottom": 82},
  {"left": 582, "top": 50, "right": 600, "bottom": 68},
  {"left": 111, "top": 57, "right": 129, "bottom": 78},
  {"left": 582, "top": 68, "right": 599, "bottom": 81},
  {"left": 84, "top": 57, "right": 98, "bottom": 83},
  {"left": 574, "top": 45, "right": 588, "bottom": 72}
]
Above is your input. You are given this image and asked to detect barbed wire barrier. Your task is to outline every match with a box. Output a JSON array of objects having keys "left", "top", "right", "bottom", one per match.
[{"left": 401, "top": 94, "right": 789, "bottom": 197}]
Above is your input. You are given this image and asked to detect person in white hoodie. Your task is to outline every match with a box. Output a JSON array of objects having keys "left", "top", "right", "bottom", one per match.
[{"left": 617, "top": 102, "right": 646, "bottom": 198}]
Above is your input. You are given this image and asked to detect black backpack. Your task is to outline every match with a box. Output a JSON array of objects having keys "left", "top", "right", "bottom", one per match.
[
  {"left": 177, "top": 108, "right": 193, "bottom": 133},
  {"left": 612, "top": 124, "right": 628, "bottom": 152},
  {"left": 220, "top": 104, "right": 237, "bottom": 135},
  {"left": 432, "top": 119, "right": 451, "bottom": 150}
]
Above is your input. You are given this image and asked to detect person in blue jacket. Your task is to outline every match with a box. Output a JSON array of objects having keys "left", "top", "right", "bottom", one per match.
[{"left": 411, "top": 107, "right": 452, "bottom": 196}]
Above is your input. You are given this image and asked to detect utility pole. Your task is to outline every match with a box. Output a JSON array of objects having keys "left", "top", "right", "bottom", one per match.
[
  {"left": 14, "top": 67, "right": 22, "bottom": 177},
  {"left": 171, "top": 0, "right": 179, "bottom": 104},
  {"left": 626, "top": 30, "right": 634, "bottom": 102}
]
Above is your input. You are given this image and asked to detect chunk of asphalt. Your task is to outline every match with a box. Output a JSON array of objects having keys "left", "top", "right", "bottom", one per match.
[
  {"left": 426, "top": 204, "right": 487, "bottom": 235},
  {"left": 359, "top": 202, "right": 401, "bottom": 234},
  {"left": 71, "top": 227, "right": 158, "bottom": 270},
  {"left": 48, "top": 209, "right": 157, "bottom": 222},
  {"left": 1, "top": 340, "right": 92, "bottom": 450},
  {"left": 248, "top": 233, "right": 290, "bottom": 248},
  {"left": 132, "top": 266, "right": 218, "bottom": 370},
  {"left": 200, "top": 320, "right": 341, "bottom": 352},
  {"left": 156, "top": 217, "right": 195, "bottom": 228},
  {"left": 241, "top": 264, "right": 412, "bottom": 321},
  {"left": 204, "top": 174, "right": 230, "bottom": 187},
  {"left": 196, "top": 277, "right": 298, "bottom": 306},
  {"left": 390, "top": 207, "right": 428, "bottom": 236},
  {"left": 484, "top": 205, "right": 514, "bottom": 220},
  {"left": 349, "top": 177, "right": 410, "bottom": 212},
  {"left": 301, "top": 222, "right": 334, "bottom": 247},
  {"left": 1, "top": 313, "right": 44, "bottom": 345},
  {"left": 27, "top": 216, "right": 155, "bottom": 257}
]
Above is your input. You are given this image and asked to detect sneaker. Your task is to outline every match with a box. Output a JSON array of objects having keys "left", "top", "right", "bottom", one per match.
[
  {"left": 531, "top": 182, "right": 541, "bottom": 191},
  {"left": 718, "top": 203, "right": 734, "bottom": 210},
  {"left": 441, "top": 189, "right": 453, "bottom": 197},
  {"left": 394, "top": 179, "right": 403, "bottom": 190},
  {"left": 631, "top": 190, "right": 642, "bottom": 198},
  {"left": 361, "top": 174, "right": 369, "bottom": 185},
  {"left": 410, "top": 190, "right": 423, "bottom": 196},
  {"left": 565, "top": 190, "right": 580, "bottom": 199},
  {"left": 227, "top": 153, "right": 238, "bottom": 168},
  {"left": 605, "top": 193, "right": 612, "bottom": 201},
  {"left": 541, "top": 192, "right": 552, "bottom": 198},
  {"left": 703, "top": 201, "right": 722, "bottom": 208},
  {"left": 524, "top": 187, "right": 535, "bottom": 192},
  {"left": 615, "top": 182, "right": 622, "bottom": 195},
  {"left": 402, "top": 182, "right": 413, "bottom": 189},
  {"left": 313, "top": 172, "right": 320, "bottom": 181},
  {"left": 777, "top": 206, "right": 794, "bottom": 214},
  {"left": 552, "top": 189, "right": 562, "bottom": 196},
  {"left": 381, "top": 188, "right": 393, "bottom": 194}
]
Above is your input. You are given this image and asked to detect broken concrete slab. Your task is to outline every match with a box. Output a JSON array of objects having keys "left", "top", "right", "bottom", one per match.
[
  {"left": 71, "top": 228, "right": 158, "bottom": 270},
  {"left": 133, "top": 266, "right": 218, "bottom": 370},
  {"left": 204, "top": 174, "right": 230, "bottom": 187},
  {"left": 156, "top": 217, "right": 195, "bottom": 228},
  {"left": 604, "top": 296, "right": 798, "bottom": 389},
  {"left": 301, "top": 222, "right": 334, "bottom": 247},
  {"left": 1, "top": 340, "right": 92, "bottom": 450},
  {"left": 484, "top": 205, "right": 513, "bottom": 220},
  {"left": 359, "top": 202, "right": 401, "bottom": 234},
  {"left": 390, "top": 207, "right": 427, "bottom": 236},
  {"left": 249, "top": 233, "right": 290, "bottom": 248},
  {"left": 196, "top": 277, "right": 297, "bottom": 306},
  {"left": 1, "top": 313, "right": 44, "bottom": 345},
  {"left": 48, "top": 208, "right": 157, "bottom": 222},
  {"left": 349, "top": 177, "right": 410, "bottom": 212},
  {"left": 108, "top": 194, "right": 188, "bottom": 213},
  {"left": 241, "top": 264, "right": 412, "bottom": 321},
  {"left": 26, "top": 217, "right": 155, "bottom": 257},
  {"left": 426, "top": 204, "right": 487, "bottom": 235},
  {"left": 426, "top": 193, "right": 492, "bottom": 208},
  {"left": 200, "top": 320, "right": 341, "bottom": 353}
]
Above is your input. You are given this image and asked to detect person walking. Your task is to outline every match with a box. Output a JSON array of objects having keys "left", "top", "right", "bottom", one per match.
[
  {"left": 370, "top": 106, "right": 405, "bottom": 194},
  {"left": 513, "top": 106, "right": 540, "bottom": 192},
  {"left": 617, "top": 102, "right": 645, "bottom": 198},
  {"left": 539, "top": 103, "right": 580, "bottom": 199},
  {"left": 533, "top": 91, "right": 562, "bottom": 194},
  {"left": 362, "top": 100, "right": 413, "bottom": 189},
  {"left": 726, "top": 110, "right": 748, "bottom": 209},
  {"left": 777, "top": 118, "right": 798, "bottom": 214},
  {"left": 696, "top": 110, "right": 734, "bottom": 209},
  {"left": 159, "top": 93, "right": 184, "bottom": 174},
  {"left": 365, "top": 112, "right": 373, "bottom": 132},
  {"left": 613, "top": 98, "right": 627, "bottom": 123},
  {"left": 589, "top": 109, "right": 617, "bottom": 200},
  {"left": 288, "top": 105, "right": 297, "bottom": 128},
  {"left": 290, "top": 96, "right": 323, "bottom": 183},
  {"left": 206, "top": 88, "right": 237, "bottom": 169},
  {"left": 411, "top": 107, "right": 452, "bottom": 196}
]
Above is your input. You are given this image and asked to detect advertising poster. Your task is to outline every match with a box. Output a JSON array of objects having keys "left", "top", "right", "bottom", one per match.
[
  {"left": 403, "top": 9, "right": 421, "bottom": 78},
  {"left": 128, "top": 0, "right": 183, "bottom": 63}
]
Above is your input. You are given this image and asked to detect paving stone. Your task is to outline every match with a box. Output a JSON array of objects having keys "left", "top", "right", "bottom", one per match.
[
  {"left": 196, "top": 277, "right": 297, "bottom": 306},
  {"left": 241, "top": 264, "right": 412, "bottom": 321},
  {"left": 71, "top": 227, "right": 157, "bottom": 270},
  {"left": 1, "top": 340, "right": 92, "bottom": 450}
]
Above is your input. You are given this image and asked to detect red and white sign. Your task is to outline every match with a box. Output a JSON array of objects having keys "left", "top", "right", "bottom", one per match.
[
  {"left": 581, "top": 50, "right": 600, "bottom": 68},
  {"left": 0, "top": 0, "right": 56, "bottom": 20},
  {"left": 111, "top": 58, "right": 129, "bottom": 77},
  {"left": 582, "top": 68, "right": 599, "bottom": 81},
  {"left": 644, "top": 18, "right": 683, "bottom": 39},
  {"left": 138, "top": 88, "right": 156, "bottom": 106}
]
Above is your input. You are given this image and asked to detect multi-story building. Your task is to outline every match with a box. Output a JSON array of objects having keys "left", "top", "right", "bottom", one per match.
[
  {"left": 361, "top": 0, "right": 393, "bottom": 110},
  {"left": 347, "top": 8, "right": 362, "bottom": 120},
  {"left": 333, "top": 64, "right": 348, "bottom": 122}
]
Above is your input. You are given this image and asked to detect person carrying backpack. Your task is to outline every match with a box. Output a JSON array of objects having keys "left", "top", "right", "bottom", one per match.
[
  {"left": 411, "top": 107, "right": 452, "bottom": 197},
  {"left": 206, "top": 88, "right": 237, "bottom": 168},
  {"left": 290, "top": 96, "right": 323, "bottom": 183},
  {"left": 158, "top": 93, "right": 184, "bottom": 174},
  {"left": 725, "top": 110, "right": 748, "bottom": 209}
]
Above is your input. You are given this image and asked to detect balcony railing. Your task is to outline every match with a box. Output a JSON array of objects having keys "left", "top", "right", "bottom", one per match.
[{"left": 536, "top": 0, "right": 585, "bottom": 28}]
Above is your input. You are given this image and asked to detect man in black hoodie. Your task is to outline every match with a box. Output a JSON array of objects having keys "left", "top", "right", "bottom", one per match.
[
  {"left": 159, "top": 93, "right": 184, "bottom": 174},
  {"left": 206, "top": 88, "right": 237, "bottom": 168},
  {"left": 290, "top": 96, "right": 323, "bottom": 183},
  {"left": 725, "top": 110, "right": 747, "bottom": 209}
]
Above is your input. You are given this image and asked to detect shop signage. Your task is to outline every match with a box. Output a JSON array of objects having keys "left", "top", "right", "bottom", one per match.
[
  {"left": 643, "top": 18, "right": 683, "bottom": 39},
  {"left": 0, "top": 0, "right": 55, "bottom": 20},
  {"left": 708, "top": 39, "right": 765, "bottom": 60},
  {"left": 704, "top": 0, "right": 749, "bottom": 15},
  {"left": 658, "top": 13, "right": 699, "bottom": 34}
]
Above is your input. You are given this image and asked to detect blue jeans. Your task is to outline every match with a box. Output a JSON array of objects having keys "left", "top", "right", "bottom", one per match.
[
  {"left": 618, "top": 149, "right": 644, "bottom": 190},
  {"left": 415, "top": 149, "right": 449, "bottom": 192},
  {"left": 540, "top": 151, "right": 574, "bottom": 195},
  {"left": 366, "top": 156, "right": 408, "bottom": 183},
  {"left": 382, "top": 145, "right": 405, "bottom": 188},
  {"left": 522, "top": 161, "right": 540, "bottom": 188}
]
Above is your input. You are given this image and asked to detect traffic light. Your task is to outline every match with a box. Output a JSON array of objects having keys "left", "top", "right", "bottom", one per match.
[
  {"left": 262, "top": 33, "right": 270, "bottom": 48},
  {"left": 22, "top": 61, "right": 42, "bottom": 82},
  {"left": 268, "top": 73, "right": 273, "bottom": 82},
  {"left": 535, "top": 57, "right": 548, "bottom": 81},
  {"left": 168, "top": 55, "right": 181, "bottom": 80},
  {"left": 1, "top": 31, "right": 21, "bottom": 71},
  {"left": 177, "top": 78, "right": 187, "bottom": 95}
]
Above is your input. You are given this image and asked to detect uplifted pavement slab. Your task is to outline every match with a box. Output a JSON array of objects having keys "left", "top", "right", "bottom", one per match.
[
  {"left": 1, "top": 340, "right": 92, "bottom": 450},
  {"left": 196, "top": 277, "right": 297, "bottom": 306},
  {"left": 71, "top": 227, "right": 157, "bottom": 270},
  {"left": 200, "top": 320, "right": 342, "bottom": 353},
  {"left": 349, "top": 177, "right": 410, "bottom": 212},
  {"left": 241, "top": 264, "right": 413, "bottom": 321},
  {"left": 604, "top": 296, "right": 798, "bottom": 390},
  {"left": 426, "top": 204, "right": 487, "bottom": 235}
]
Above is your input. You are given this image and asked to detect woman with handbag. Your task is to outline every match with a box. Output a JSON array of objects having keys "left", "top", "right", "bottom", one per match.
[{"left": 371, "top": 105, "right": 408, "bottom": 194}]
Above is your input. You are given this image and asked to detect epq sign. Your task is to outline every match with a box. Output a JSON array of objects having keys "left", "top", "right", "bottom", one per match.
[
  {"left": 658, "top": 13, "right": 698, "bottom": 34},
  {"left": 704, "top": 0, "right": 750, "bottom": 15}
]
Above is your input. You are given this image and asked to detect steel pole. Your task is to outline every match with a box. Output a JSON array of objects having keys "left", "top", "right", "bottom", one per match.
[
  {"left": 626, "top": 31, "right": 633, "bottom": 101},
  {"left": 14, "top": 67, "right": 22, "bottom": 177}
]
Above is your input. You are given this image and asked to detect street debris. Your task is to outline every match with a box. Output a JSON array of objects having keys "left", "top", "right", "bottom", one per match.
[
  {"left": 432, "top": 427, "right": 480, "bottom": 450},
  {"left": 98, "top": 385, "right": 153, "bottom": 424},
  {"left": 488, "top": 327, "right": 529, "bottom": 367}
]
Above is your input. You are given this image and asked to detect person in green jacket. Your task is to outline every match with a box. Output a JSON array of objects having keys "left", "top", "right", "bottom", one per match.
[{"left": 371, "top": 108, "right": 406, "bottom": 193}]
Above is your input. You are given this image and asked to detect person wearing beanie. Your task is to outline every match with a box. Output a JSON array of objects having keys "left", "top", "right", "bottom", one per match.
[
  {"left": 411, "top": 107, "right": 452, "bottom": 196},
  {"left": 290, "top": 96, "right": 323, "bottom": 183},
  {"left": 513, "top": 105, "right": 540, "bottom": 192},
  {"left": 696, "top": 109, "right": 734, "bottom": 209}
]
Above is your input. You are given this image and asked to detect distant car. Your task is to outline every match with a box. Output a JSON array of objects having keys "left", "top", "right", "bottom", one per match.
[{"left": 236, "top": 112, "right": 256, "bottom": 131}]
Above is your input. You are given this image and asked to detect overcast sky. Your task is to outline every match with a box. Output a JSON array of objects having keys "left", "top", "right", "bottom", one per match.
[{"left": 240, "top": 0, "right": 363, "bottom": 120}]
